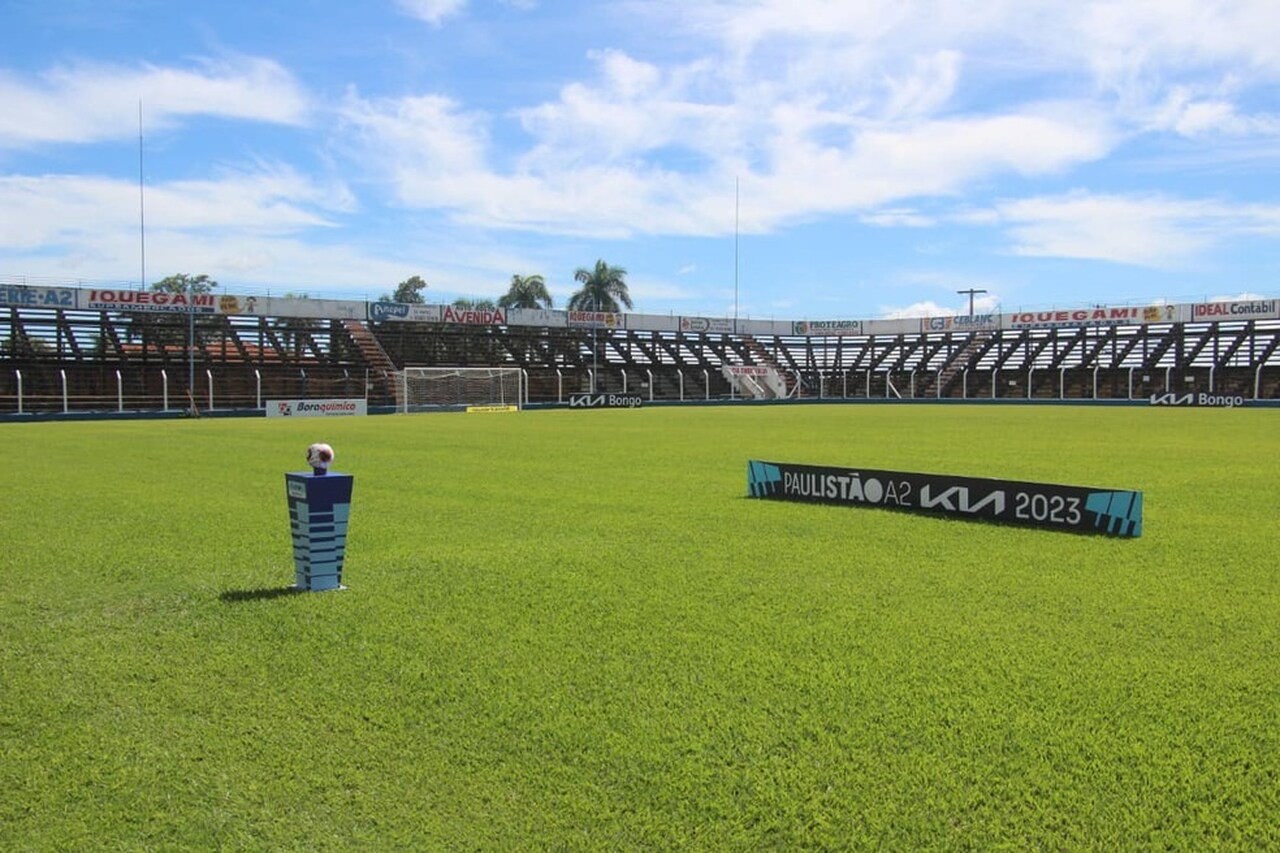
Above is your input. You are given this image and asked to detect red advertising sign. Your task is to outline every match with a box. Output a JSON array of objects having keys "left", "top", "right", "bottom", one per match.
[
  {"left": 1007, "top": 305, "right": 1174, "bottom": 329},
  {"left": 441, "top": 306, "right": 507, "bottom": 325},
  {"left": 84, "top": 289, "right": 217, "bottom": 313}
]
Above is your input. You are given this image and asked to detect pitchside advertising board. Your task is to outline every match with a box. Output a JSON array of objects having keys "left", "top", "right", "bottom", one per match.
[
  {"left": 267, "top": 399, "right": 368, "bottom": 418},
  {"left": 567, "top": 393, "right": 644, "bottom": 409},
  {"left": 1149, "top": 392, "right": 1248, "bottom": 408},
  {"left": 747, "top": 460, "right": 1143, "bottom": 537}
]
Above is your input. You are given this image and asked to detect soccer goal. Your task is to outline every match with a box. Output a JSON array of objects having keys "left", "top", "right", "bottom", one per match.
[{"left": 396, "top": 367, "right": 524, "bottom": 412}]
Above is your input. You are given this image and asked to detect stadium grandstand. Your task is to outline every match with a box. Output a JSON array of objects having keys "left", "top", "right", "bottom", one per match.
[{"left": 2, "top": 282, "right": 1278, "bottom": 415}]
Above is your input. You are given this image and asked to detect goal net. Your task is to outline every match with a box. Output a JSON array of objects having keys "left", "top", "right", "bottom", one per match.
[{"left": 397, "top": 367, "right": 524, "bottom": 412}]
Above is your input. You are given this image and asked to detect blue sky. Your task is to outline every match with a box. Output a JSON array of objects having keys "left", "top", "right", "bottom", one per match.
[{"left": 2, "top": 0, "right": 1278, "bottom": 320}]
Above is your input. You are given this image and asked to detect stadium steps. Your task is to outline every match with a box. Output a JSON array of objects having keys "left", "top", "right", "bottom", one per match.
[
  {"left": 934, "top": 332, "right": 993, "bottom": 397},
  {"left": 341, "top": 319, "right": 399, "bottom": 404},
  {"left": 741, "top": 334, "right": 796, "bottom": 396}
]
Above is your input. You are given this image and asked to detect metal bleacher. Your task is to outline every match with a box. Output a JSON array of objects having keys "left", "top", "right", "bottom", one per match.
[{"left": 3, "top": 297, "right": 1278, "bottom": 413}]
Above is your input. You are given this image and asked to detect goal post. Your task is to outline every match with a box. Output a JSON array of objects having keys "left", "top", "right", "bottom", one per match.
[{"left": 396, "top": 367, "right": 524, "bottom": 413}]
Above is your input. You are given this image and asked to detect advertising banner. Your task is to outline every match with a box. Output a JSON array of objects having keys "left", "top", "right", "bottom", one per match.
[
  {"left": 680, "top": 316, "right": 736, "bottom": 334},
  {"left": 861, "top": 317, "right": 924, "bottom": 336},
  {"left": 267, "top": 399, "right": 368, "bottom": 418},
  {"left": 1006, "top": 305, "right": 1175, "bottom": 330},
  {"left": 440, "top": 305, "right": 507, "bottom": 325},
  {"left": 0, "top": 284, "right": 77, "bottom": 309},
  {"left": 368, "top": 301, "right": 443, "bottom": 323},
  {"left": 1191, "top": 299, "right": 1279, "bottom": 321},
  {"left": 506, "top": 307, "right": 567, "bottom": 328},
  {"left": 792, "top": 319, "right": 862, "bottom": 336},
  {"left": 81, "top": 288, "right": 218, "bottom": 314},
  {"left": 736, "top": 318, "right": 793, "bottom": 337},
  {"left": 570, "top": 308, "right": 629, "bottom": 327},
  {"left": 245, "top": 296, "right": 366, "bottom": 320},
  {"left": 747, "top": 460, "right": 1142, "bottom": 537},
  {"left": 567, "top": 392, "right": 643, "bottom": 409},
  {"left": 1149, "top": 392, "right": 1248, "bottom": 408},
  {"left": 921, "top": 314, "right": 1000, "bottom": 333},
  {"left": 567, "top": 310, "right": 625, "bottom": 329}
]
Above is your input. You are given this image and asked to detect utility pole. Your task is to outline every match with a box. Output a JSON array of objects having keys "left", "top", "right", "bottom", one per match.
[{"left": 957, "top": 288, "right": 988, "bottom": 317}]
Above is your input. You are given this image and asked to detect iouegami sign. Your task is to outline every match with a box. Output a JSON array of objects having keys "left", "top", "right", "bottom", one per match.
[{"left": 747, "top": 460, "right": 1142, "bottom": 537}]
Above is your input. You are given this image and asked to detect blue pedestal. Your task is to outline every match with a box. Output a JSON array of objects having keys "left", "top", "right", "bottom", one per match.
[{"left": 285, "top": 472, "right": 354, "bottom": 591}]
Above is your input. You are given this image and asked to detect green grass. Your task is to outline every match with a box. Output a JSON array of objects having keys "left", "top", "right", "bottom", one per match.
[{"left": 2, "top": 405, "right": 1277, "bottom": 849}]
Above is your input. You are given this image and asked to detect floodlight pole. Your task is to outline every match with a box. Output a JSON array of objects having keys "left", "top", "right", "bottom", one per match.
[
  {"left": 734, "top": 176, "right": 740, "bottom": 333},
  {"left": 957, "top": 288, "right": 987, "bottom": 317},
  {"left": 138, "top": 101, "right": 146, "bottom": 293},
  {"left": 189, "top": 303, "right": 195, "bottom": 407}
]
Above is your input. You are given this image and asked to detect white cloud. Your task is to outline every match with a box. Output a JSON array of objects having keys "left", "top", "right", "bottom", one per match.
[
  {"left": 0, "top": 167, "right": 350, "bottom": 251},
  {"left": 882, "top": 50, "right": 962, "bottom": 119},
  {"left": 325, "top": 2, "right": 1276, "bottom": 251},
  {"left": 397, "top": 0, "right": 468, "bottom": 26},
  {"left": 879, "top": 299, "right": 956, "bottom": 319},
  {"left": 992, "top": 191, "right": 1280, "bottom": 266},
  {"left": 1079, "top": 0, "right": 1280, "bottom": 86},
  {"left": 340, "top": 35, "right": 1111, "bottom": 239},
  {"left": 859, "top": 209, "right": 934, "bottom": 228},
  {"left": 0, "top": 58, "right": 310, "bottom": 148},
  {"left": 878, "top": 293, "right": 1000, "bottom": 319}
]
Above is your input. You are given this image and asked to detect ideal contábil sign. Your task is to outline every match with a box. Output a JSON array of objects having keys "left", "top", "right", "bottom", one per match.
[{"left": 747, "top": 460, "right": 1142, "bottom": 537}]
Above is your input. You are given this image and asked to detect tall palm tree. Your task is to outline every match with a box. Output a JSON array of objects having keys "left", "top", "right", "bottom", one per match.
[
  {"left": 568, "top": 259, "right": 632, "bottom": 313},
  {"left": 497, "top": 274, "right": 553, "bottom": 309}
]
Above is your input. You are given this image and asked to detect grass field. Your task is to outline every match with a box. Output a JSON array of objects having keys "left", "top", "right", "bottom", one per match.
[{"left": 2, "top": 404, "right": 1277, "bottom": 849}]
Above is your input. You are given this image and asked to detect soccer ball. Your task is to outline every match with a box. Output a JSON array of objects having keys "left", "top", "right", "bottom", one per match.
[{"left": 306, "top": 442, "right": 334, "bottom": 473}]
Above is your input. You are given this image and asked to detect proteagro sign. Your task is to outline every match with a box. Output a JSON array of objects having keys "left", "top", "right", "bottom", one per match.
[
  {"left": 1149, "top": 392, "right": 1248, "bottom": 408},
  {"left": 267, "top": 399, "right": 368, "bottom": 418},
  {"left": 747, "top": 460, "right": 1142, "bottom": 537},
  {"left": 793, "top": 319, "right": 862, "bottom": 336},
  {"left": 568, "top": 392, "right": 643, "bottom": 409}
]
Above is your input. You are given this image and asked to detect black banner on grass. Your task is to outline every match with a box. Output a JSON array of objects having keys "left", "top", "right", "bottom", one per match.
[{"left": 747, "top": 460, "right": 1142, "bottom": 537}]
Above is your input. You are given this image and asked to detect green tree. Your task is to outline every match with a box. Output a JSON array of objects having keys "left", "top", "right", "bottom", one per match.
[
  {"left": 568, "top": 260, "right": 632, "bottom": 313},
  {"left": 451, "top": 297, "right": 497, "bottom": 310},
  {"left": 132, "top": 273, "right": 220, "bottom": 346},
  {"left": 497, "top": 274, "right": 553, "bottom": 310},
  {"left": 152, "top": 273, "right": 217, "bottom": 295},
  {"left": 382, "top": 275, "right": 428, "bottom": 304}
]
